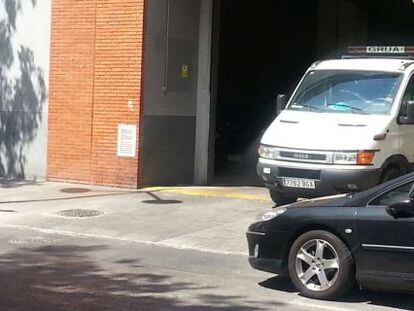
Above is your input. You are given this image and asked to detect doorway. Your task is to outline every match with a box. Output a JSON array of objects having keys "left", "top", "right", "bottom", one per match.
[
  {"left": 211, "top": 0, "right": 319, "bottom": 185},
  {"left": 208, "top": 0, "right": 414, "bottom": 186}
]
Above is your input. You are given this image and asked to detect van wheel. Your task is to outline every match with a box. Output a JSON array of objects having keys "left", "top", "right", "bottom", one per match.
[
  {"left": 288, "top": 230, "right": 354, "bottom": 300},
  {"left": 269, "top": 189, "right": 295, "bottom": 206},
  {"left": 380, "top": 167, "right": 400, "bottom": 183}
]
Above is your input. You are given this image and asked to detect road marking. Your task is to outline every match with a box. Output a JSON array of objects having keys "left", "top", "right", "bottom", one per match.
[
  {"left": 2, "top": 224, "right": 247, "bottom": 256},
  {"left": 142, "top": 187, "right": 271, "bottom": 202}
]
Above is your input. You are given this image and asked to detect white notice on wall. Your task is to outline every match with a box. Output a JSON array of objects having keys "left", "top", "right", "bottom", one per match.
[{"left": 117, "top": 125, "right": 137, "bottom": 157}]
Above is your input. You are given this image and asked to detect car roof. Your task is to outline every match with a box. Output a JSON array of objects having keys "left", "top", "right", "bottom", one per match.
[{"left": 314, "top": 58, "right": 414, "bottom": 73}]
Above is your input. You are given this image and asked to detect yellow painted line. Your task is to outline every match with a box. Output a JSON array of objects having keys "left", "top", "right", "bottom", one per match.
[
  {"left": 141, "top": 187, "right": 271, "bottom": 201},
  {"left": 142, "top": 187, "right": 174, "bottom": 192}
]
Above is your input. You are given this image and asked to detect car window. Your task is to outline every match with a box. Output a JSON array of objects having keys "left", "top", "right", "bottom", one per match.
[{"left": 370, "top": 181, "right": 414, "bottom": 206}]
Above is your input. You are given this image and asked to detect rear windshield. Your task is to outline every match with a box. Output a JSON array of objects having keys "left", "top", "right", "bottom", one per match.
[{"left": 288, "top": 70, "right": 403, "bottom": 115}]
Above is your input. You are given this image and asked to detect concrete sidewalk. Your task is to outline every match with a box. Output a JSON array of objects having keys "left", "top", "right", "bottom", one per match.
[
  {"left": 0, "top": 181, "right": 132, "bottom": 203},
  {"left": 0, "top": 181, "right": 273, "bottom": 256},
  {"left": 0, "top": 181, "right": 271, "bottom": 204}
]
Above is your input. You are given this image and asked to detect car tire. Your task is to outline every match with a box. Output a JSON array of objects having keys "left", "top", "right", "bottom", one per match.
[
  {"left": 269, "top": 189, "right": 295, "bottom": 206},
  {"left": 380, "top": 167, "right": 401, "bottom": 184},
  {"left": 288, "top": 230, "right": 354, "bottom": 300}
]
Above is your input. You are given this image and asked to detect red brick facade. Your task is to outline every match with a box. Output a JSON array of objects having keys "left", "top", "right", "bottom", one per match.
[{"left": 48, "top": 0, "right": 145, "bottom": 188}]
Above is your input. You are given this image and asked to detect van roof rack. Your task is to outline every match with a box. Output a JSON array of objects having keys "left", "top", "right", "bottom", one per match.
[
  {"left": 342, "top": 55, "right": 414, "bottom": 60},
  {"left": 343, "top": 46, "right": 414, "bottom": 60}
]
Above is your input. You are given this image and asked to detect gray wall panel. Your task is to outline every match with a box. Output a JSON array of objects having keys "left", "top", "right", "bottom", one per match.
[
  {"left": 142, "top": 0, "right": 201, "bottom": 185},
  {"left": 141, "top": 116, "right": 196, "bottom": 186},
  {"left": 143, "top": 0, "right": 200, "bottom": 117}
]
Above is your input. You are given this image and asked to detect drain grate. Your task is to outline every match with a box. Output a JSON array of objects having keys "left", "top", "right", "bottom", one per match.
[
  {"left": 56, "top": 209, "right": 103, "bottom": 218},
  {"left": 60, "top": 188, "right": 91, "bottom": 194}
]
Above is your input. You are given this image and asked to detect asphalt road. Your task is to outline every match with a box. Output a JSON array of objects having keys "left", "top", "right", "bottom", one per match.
[{"left": 0, "top": 183, "right": 413, "bottom": 310}]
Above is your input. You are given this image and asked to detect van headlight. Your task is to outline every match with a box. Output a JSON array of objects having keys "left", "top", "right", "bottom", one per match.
[
  {"left": 333, "top": 151, "right": 375, "bottom": 165},
  {"left": 258, "top": 145, "right": 277, "bottom": 159},
  {"left": 260, "top": 207, "right": 287, "bottom": 221},
  {"left": 333, "top": 152, "right": 357, "bottom": 165}
]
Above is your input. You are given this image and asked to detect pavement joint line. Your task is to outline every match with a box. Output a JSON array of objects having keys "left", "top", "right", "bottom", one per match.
[
  {"left": 1, "top": 224, "right": 248, "bottom": 257},
  {"left": 142, "top": 187, "right": 271, "bottom": 202},
  {"left": 0, "top": 191, "right": 139, "bottom": 205}
]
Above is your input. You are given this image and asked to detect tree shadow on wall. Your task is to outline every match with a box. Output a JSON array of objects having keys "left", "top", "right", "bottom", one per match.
[{"left": 0, "top": 0, "right": 46, "bottom": 180}]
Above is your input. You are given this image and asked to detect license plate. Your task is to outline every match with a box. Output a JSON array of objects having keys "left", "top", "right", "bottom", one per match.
[{"left": 283, "top": 178, "right": 316, "bottom": 189}]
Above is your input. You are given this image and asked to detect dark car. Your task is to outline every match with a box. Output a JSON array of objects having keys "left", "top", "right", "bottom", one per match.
[{"left": 247, "top": 172, "right": 414, "bottom": 300}]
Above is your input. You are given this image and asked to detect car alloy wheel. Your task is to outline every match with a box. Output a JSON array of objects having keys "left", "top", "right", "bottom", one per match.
[
  {"left": 295, "top": 239, "right": 340, "bottom": 291},
  {"left": 288, "top": 230, "right": 354, "bottom": 300}
]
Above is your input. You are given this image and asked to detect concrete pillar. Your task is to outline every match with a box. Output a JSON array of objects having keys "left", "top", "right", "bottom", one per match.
[{"left": 194, "top": 0, "right": 213, "bottom": 185}]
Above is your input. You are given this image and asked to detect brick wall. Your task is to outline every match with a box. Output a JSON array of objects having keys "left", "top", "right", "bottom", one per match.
[{"left": 48, "top": 0, "right": 145, "bottom": 188}]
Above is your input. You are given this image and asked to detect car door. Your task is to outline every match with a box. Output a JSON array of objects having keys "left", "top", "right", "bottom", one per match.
[{"left": 356, "top": 179, "right": 414, "bottom": 279}]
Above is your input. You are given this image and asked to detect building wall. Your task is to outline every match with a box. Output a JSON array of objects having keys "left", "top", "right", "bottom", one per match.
[
  {"left": 48, "top": 0, "right": 145, "bottom": 188},
  {"left": 0, "top": 0, "right": 51, "bottom": 180}
]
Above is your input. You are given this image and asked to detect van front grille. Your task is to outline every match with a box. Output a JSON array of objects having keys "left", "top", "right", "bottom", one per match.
[{"left": 279, "top": 151, "right": 327, "bottom": 162}]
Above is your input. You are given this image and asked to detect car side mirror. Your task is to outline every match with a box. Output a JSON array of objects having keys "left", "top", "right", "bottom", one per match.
[
  {"left": 276, "top": 94, "right": 287, "bottom": 116},
  {"left": 399, "top": 100, "right": 414, "bottom": 125},
  {"left": 386, "top": 199, "right": 414, "bottom": 219}
]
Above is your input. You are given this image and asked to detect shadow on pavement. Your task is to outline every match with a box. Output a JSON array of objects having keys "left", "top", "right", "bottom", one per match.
[
  {"left": 142, "top": 191, "right": 183, "bottom": 205},
  {"left": 261, "top": 275, "right": 414, "bottom": 310},
  {"left": 338, "top": 289, "right": 414, "bottom": 311},
  {"left": 0, "top": 179, "right": 40, "bottom": 189},
  {"left": 0, "top": 244, "right": 280, "bottom": 310},
  {"left": 259, "top": 275, "right": 296, "bottom": 293}
]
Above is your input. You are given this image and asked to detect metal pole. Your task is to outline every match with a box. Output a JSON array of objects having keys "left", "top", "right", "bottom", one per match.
[{"left": 163, "top": 0, "right": 171, "bottom": 92}]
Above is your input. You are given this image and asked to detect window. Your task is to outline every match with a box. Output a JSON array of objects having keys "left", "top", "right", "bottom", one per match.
[
  {"left": 400, "top": 75, "right": 414, "bottom": 118},
  {"left": 370, "top": 181, "right": 414, "bottom": 206},
  {"left": 288, "top": 70, "right": 402, "bottom": 115}
]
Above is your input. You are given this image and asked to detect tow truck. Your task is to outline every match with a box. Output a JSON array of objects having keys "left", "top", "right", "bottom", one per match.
[{"left": 258, "top": 46, "right": 414, "bottom": 205}]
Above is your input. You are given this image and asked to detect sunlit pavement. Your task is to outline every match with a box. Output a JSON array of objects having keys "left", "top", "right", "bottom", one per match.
[{"left": 0, "top": 182, "right": 413, "bottom": 310}]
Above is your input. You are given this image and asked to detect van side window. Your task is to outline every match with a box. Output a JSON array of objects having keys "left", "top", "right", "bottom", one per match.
[{"left": 400, "top": 76, "right": 414, "bottom": 117}]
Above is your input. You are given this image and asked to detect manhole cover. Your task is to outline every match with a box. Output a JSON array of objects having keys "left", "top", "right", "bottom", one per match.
[
  {"left": 60, "top": 188, "right": 91, "bottom": 194},
  {"left": 56, "top": 209, "right": 103, "bottom": 218}
]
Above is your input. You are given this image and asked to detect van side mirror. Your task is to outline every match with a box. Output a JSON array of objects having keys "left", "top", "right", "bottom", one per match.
[
  {"left": 276, "top": 94, "right": 287, "bottom": 116},
  {"left": 399, "top": 100, "right": 414, "bottom": 125},
  {"left": 386, "top": 199, "right": 414, "bottom": 219}
]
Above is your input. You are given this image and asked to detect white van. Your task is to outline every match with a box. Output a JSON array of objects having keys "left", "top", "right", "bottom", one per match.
[{"left": 258, "top": 47, "right": 414, "bottom": 205}]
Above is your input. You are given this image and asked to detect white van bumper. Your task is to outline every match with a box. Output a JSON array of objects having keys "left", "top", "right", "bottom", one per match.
[{"left": 257, "top": 158, "right": 382, "bottom": 198}]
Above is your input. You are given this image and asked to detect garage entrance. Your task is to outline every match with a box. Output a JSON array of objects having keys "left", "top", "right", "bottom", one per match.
[
  {"left": 141, "top": 0, "right": 414, "bottom": 187},
  {"left": 212, "top": 0, "right": 319, "bottom": 185},
  {"left": 210, "top": 0, "right": 414, "bottom": 186}
]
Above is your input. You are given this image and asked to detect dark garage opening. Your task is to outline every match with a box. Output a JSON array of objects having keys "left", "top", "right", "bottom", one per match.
[
  {"left": 364, "top": 0, "right": 414, "bottom": 46},
  {"left": 211, "top": 0, "right": 414, "bottom": 186},
  {"left": 212, "top": 0, "right": 319, "bottom": 185}
]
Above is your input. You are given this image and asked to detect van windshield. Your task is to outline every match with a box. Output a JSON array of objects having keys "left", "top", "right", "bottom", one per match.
[{"left": 288, "top": 70, "right": 403, "bottom": 115}]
